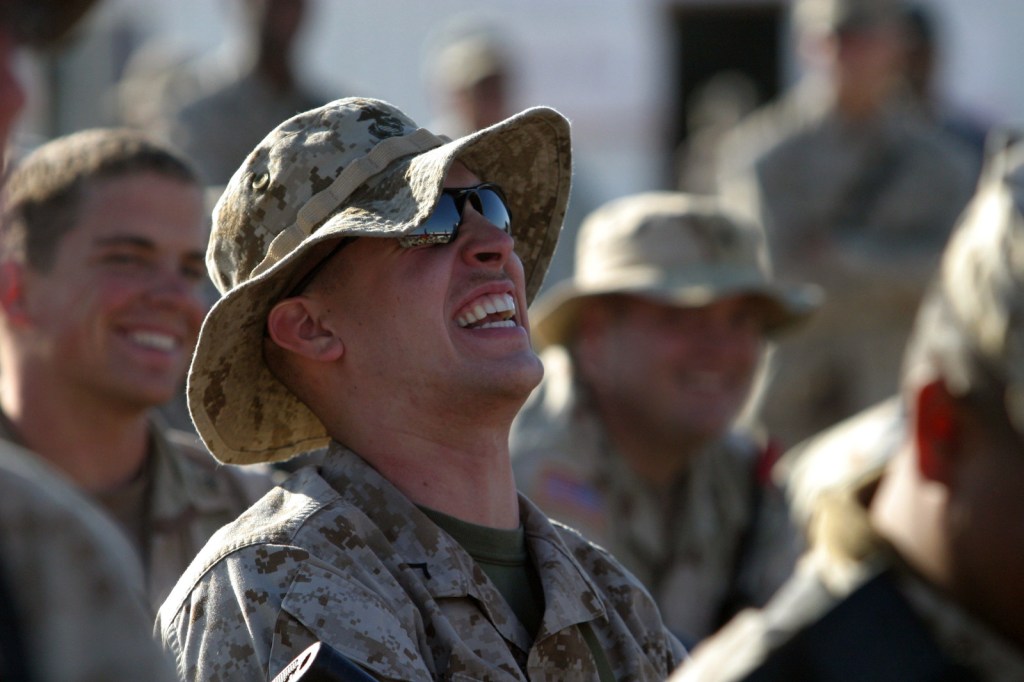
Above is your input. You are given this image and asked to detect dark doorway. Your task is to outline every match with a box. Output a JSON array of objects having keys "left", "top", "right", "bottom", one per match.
[{"left": 667, "top": 3, "right": 786, "bottom": 188}]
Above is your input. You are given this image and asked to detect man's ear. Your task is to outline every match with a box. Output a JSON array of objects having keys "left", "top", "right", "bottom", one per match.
[
  {"left": 913, "top": 379, "right": 960, "bottom": 484},
  {"left": 266, "top": 297, "right": 344, "bottom": 363},
  {"left": 0, "top": 261, "right": 29, "bottom": 325}
]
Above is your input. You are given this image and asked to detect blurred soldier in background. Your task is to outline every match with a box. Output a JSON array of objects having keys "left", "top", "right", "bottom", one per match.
[
  {"left": 672, "top": 135, "right": 1024, "bottom": 681},
  {"left": 150, "top": 0, "right": 333, "bottom": 187},
  {"left": 0, "top": 127, "right": 274, "bottom": 608},
  {"left": 0, "top": 1, "right": 178, "bottom": 679},
  {"left": 717, "top": 0, "right": 977, "bottom": 449},
  {"left": 512, "top": 191, "right": 820, "bottom": 646}
]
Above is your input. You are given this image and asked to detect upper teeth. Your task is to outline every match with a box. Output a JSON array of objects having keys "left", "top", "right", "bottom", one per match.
[
  {"left": 457, "top": 293, "right": 516, "bottom": 328},
  {"left": 131, "top": 331, "right": 177, "bottom": 351}
]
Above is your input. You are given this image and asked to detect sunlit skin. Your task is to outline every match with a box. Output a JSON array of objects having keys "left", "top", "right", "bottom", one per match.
[
  {"left": 0, "top": 171, "right": 207, "bottom": 489},
  {"left": 267, "top": 162, "right": 538, "bottom": 527},
  {"left": 574, "top": 294, "right": 766, "bottom": 485}
]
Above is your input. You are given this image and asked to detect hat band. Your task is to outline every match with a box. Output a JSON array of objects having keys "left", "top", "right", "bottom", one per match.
[{"left": 251, "top": 127, "right": 445, "bottom": 280}]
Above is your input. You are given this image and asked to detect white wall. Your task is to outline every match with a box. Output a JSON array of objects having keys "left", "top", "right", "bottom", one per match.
[{"left": 15, "top": 0, "right": 1024, "bottom": 203}]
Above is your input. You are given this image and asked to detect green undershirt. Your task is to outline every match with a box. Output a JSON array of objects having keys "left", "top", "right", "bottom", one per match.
[{"left": 421, "top": 507, "right": 615, "bottom": 681}]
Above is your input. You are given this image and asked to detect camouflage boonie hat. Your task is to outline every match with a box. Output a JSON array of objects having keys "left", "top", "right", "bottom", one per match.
[
  {"left": 907, "top": 136, "right": 1024, "bottom": 437},
  {"left": 530, "top": 191, "right": 821, "bottom": 349},
  {"left": 189, "top": 97, "right": 572, "bottom": 465}
]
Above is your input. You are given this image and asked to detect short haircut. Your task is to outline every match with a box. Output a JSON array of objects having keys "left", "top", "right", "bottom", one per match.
[{"left": 2, "top": 127, "right": 200, "bottom": 272}]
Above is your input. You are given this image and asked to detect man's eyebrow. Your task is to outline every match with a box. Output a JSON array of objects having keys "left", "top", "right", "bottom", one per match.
[{"left": 92, "top": 235, "right": 157, "bottom": 249}]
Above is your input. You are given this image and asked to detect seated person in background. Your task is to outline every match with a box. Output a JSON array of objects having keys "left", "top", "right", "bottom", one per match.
[
  {"left": 511, "top": 191, "right": 820, "bottom": 645},
  {"left": 156, "top": 96, "right": 685, "bottom": 681},
  {"left": 670, "top": 135, "right": 1024, "bottom": 681},
  {"left": 0, "top": 128, "right": 275, "bottom": 608}
]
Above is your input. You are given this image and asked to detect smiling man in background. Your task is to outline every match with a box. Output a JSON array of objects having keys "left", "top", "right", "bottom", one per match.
[{"left": 0, "top": 127, "right": 274, "bottom": 608}]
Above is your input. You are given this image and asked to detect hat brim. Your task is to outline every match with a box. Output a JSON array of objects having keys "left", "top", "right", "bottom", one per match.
[
  {"left": 530, "top": 272, "right": 822, "bottom": 349},
  {"left": 188, "top": 107, "right": 572, "bottom": 464}
]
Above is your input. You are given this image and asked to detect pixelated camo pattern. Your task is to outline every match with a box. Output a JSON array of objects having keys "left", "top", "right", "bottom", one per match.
[
  {"left": 157, "top": 444, "right": 684, "bottom": 681},
  {"left": 189, "top": 98, "right": 572, "bottom": 465}
]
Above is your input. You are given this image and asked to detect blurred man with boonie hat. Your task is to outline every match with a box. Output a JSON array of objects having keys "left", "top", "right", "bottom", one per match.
[
  {"left": 156, "top": 97, "right": 685, "bottom": 680},
  {"left": 511, "top": 191, "right": 820, "bottom": 645},
  {"left": 671, "top": 137, "right": 1024, "bottom": 680}
]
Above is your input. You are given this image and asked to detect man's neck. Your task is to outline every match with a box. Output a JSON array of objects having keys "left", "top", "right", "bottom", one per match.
[
  {"left": 0, "top": 376, "right": 151, "bottom": 493},
  {"left": 334, "top": 403, "right": 521, "bottom": 529}
]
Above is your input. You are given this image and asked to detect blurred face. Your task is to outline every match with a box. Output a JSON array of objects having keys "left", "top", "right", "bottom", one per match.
[
  {"left": 308, "top": 162, "right": 542, "bottom": 417},
  {"left": 20, "top": 172, "right": 208, "bottom": 410},
  {"left": 576, "top": 295, "right": 765, "bottom": 446},
  {"left": 826, "top": 23, "right": 906, "bottom": 102}
]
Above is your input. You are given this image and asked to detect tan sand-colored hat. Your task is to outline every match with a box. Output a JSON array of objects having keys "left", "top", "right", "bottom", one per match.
[
  {"left": 906, "top": 134, "right": 1024, "bottom": 437},
  {"left": 188, "top": 97, "right": 571, "bottom": 464},
  {"left": 530, "top": 191, "right": 821, "bottom": 349}
]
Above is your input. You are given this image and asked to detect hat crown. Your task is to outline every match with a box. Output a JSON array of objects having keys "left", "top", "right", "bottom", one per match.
[
  {"left": 938, "top": 139, "right": 1024, "bottom": 411},
  {"left": 574, "top": 192, "right": 769, "bottom": 288},
  {"left": 209, "top": 98, "right": 422, "bottom": 294}
]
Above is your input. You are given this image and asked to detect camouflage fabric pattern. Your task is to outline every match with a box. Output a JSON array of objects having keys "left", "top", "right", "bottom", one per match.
[
  {"left": 0, "top": 442, "right": 178, "bottom": 682},
  {"left": 529, "top": 191, "right": 819, "bottom": 349},
  {"left": 914, "top": 140, "right": 1024, "bottom": 435},
  {"left": 142, "top": 417, "right": 276, "bottom": 607},
  {"left": 0, "top": 411, "right": 276, "bottom": 609},
  {"left": 511, "top": 346, "right": 802, "bottom": 643},
  {"left": 157, "top": 443, "right": 684, "bottom": 681},
  {"left": 188, "top": 97, "right": 572, "bottom": 465},
  {"left": 668, "top": 476, "right": 1024, "bottom": 680},
  {"left": 718, "top": 83, "right": 978, "bottom": 448}
]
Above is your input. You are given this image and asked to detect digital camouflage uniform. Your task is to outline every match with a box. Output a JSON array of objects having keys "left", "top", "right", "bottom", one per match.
[
  {"left": 718, "top": 80, "right": 978, "bottom": 448},
  {"left": 158, "top": 98, "right": 683, "bottom": 680},
  {"left": 0, "top": 411, "right": 275, "bottom": 608},
  {"left": 511, "top": 345, "right": 801, "bottom": 644},
  {"left": 157, "top": 443, "right": 685, "bottom": 681},
  {"left": 0, "top": 441, "right": 178, "bottom": 682}
]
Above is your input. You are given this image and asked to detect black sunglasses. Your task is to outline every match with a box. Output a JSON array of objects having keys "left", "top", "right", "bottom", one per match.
[
  {"left": 285, "top": 183, "right": 512, "bottom": 297},
  {"left": 398, "top": 182, "right": 512, "bottom": 248}
]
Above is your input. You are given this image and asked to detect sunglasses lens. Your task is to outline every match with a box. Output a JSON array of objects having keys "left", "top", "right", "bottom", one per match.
[
  {"left": 399, "top": 194, "right": 461, "bottom": 247},
  {"left": 397, "top": 184, "right": 512, "bottom": 248},
  {"left": 475, "top": 187, "right": 511, "bottom": 232}
]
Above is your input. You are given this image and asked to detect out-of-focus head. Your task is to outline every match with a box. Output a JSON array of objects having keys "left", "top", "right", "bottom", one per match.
[
  {"left": 241, "top": 0, "right": 307, "bottom": 54},
  {"left": 0, "top": 128, "right": 208, "bottom": 409},
  {"left": 903, "top": 134, "right": 1024, "bottom": 441},
  {"left": 429, "top": 24, "right": 514, "bottom": 134},
  {"left": 794, "top": 0, "right": 908, "bottom": 109},
  {"left": 531, "top": 192, "right": 821, "bottom": 443},
  {"left": 898, "top": 133, "right": 1024, "bottom": 649}
]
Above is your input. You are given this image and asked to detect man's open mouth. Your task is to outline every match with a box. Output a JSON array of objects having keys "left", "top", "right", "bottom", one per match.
[{"left": 456, "top": 292, "right": 517, "bottom": 329}]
